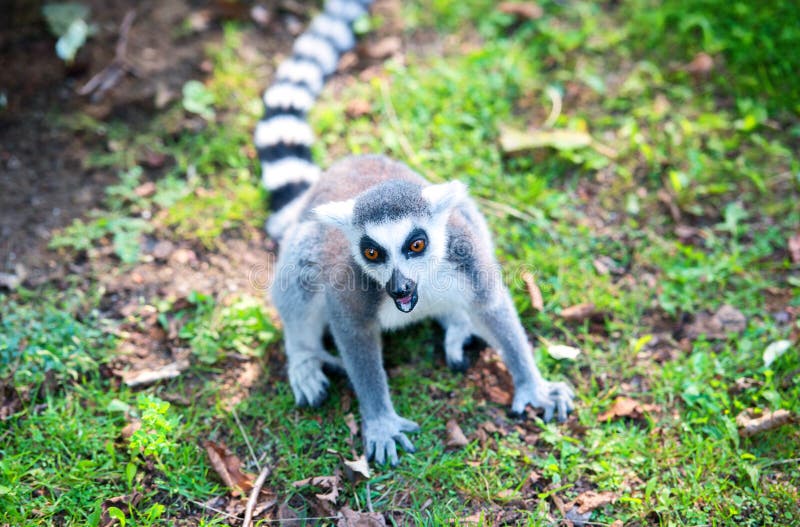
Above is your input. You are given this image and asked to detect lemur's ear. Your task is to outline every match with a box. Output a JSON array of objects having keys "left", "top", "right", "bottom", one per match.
[
  {"left": 422, "top": 181, "right": 468, "bottom": 217},
  {"left": 312, "top": 198, "right": 355, "bottom": 228}
]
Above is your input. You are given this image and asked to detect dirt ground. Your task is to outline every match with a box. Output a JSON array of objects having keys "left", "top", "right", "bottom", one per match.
[{"left": 0, "top": 0, "right": 284, "bottom": 284}]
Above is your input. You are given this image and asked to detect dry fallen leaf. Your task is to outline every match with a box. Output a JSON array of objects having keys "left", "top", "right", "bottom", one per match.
[
  {"left": 445, "top": 419, "right": 469, "bottom": 449},
  {"left": 560, "top": 303, "right": 598, "bottom": 322},
  {"left": 547, "top": 344, "right": 581, "bottom": 361},
  {"left": 365, "top": 36, "right": 401, "bottom": 59},
  {"left": 498, "top": 2, "right": 543, "bottom": 20},
  {"left": 346, "top": 99, "right": 372, "bottom": 118},
  {"left": 344, "top": 413, "right": 359, "bottom": 438},
  {"left": 338, "top": 506, "right": 387, "bottom": 526},
  {"left": 736, "top": 408, "right": 794, "bottom": 438},
  {"left": 115, "top": 359, "right": 189, "bottom": 387},
  {"left": 598, "top": 396, "right": 660, "bottom": 422},
  {"left": 521, "top": 270, "right": 544, "bottom": 311},
  {"left": 292, "top": 475, "right": 341, "bottom": 504},
  {"left": 570, "top": 490, "right": 618, "bottom": 514},
  {"left": 686, "top": 52, "right": 714, "bottom": 75},
  {"left": 788, "top": 233, "right": 800, "bottom": 264},
  {"left": 204, "top": 441, "right": 254, "bottom": 496},
  {"left": 500, "top": 126, "right": 592, "bottom": 154},
  {"left": 763, "top": 340, "right": 792, "bottom": 368},
  {"left": 343, "top": 455, "right": 371, "bottom": 481},
  {"left": 100, "top": 491, "right": 144, "bottom": 527},
  {"left": 458, "top": 512, "right": 485, "bottom": 525},
  {"left": 120, "top": 419, "right": 141, "bottom": 439}
]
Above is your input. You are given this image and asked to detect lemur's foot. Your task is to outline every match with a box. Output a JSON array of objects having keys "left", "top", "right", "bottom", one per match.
[
  {"left": 363, "top": 413, "right": 419, "bottom": 466},
  {"left": 288, "top": 359, "right": 330, "bottom": 408},
  {"left": 511, "top": 379, "right": 575, "bottom": 422}
]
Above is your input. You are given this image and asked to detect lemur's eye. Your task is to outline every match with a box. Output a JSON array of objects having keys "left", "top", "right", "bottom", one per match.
[
  {"left": 364, "top": 247, "right": 380, "bottom": 261},
  {"left": 409, "top": 239, "right": 426, "bottom": 253}
]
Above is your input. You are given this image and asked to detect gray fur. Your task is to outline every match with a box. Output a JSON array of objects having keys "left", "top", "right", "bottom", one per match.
[
  {"left": 270, "top": 155, "right": 575, "bottom": 466},
  {"left": 352, "top": 180, "right": 431, "bottom": 226}
]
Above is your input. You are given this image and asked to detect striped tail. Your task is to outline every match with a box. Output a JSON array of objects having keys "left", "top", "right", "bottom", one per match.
[{"left": 256, "top": 0, "right": 373, "bottom": 238}]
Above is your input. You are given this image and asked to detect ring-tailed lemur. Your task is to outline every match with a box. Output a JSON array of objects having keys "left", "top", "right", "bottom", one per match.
[{"left": 256, "top": 0, "right": 575, "bottom": 466}]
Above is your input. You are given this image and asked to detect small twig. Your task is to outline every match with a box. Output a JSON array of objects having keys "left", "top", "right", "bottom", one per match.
[
  {"left": 242, "top": 464, "right": 272, "bottom": 527},
  {"left": 760, "top": 457, "right": 800, "bottom": 468},
  {"left": 186, "top": 498, "right": 243, "bottom": 520},
  {"left": 79, "top": 9, "right": 137, "bottom": 101},
  {"left": 232, "top": 407, "right": 261, "bottom": 472},
  {"left": 365, "top": 481, "right": 374, "bottom": 513},
  {"left": 543, "top": 85, "right": 562, "bottom": 128}
]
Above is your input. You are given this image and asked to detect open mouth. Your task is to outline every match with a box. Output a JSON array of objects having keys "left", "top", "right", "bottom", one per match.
[{"left": 393, "top": 290, "right": 418, "bottom": 313}]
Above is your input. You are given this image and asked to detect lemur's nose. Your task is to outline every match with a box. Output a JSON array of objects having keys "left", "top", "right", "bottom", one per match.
[{"left": 387, "top": 268, "right": 416, "bottom": 299}]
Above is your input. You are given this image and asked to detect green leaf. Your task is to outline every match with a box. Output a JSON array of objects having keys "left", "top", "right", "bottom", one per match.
[
  {"left": 106, "top": 506, "right": 126, "bottom": 527},
  {"left": 182, "top": 80, "right": 216, "bottom": 120}
]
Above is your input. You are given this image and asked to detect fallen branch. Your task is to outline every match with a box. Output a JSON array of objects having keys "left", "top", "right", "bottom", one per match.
[
  {"left": 736, "top": 409, "right": 794, "bottom": 438},
  {"left": 79, "top": 9, "right": 137, "bottom": 101},
  {"left": 242, "top": 464, "right": 271, "bottom": 527}
]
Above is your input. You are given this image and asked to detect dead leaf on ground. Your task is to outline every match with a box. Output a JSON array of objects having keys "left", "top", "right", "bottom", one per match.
[
  {"left": 560, "top": 303, "right": 598, "bottom": 322},
  {"left": 546, "top": 342, "right": 581, "bottom": 360},
  {"left": 686, "top": 52, "right": 714, "bottom": 75},
  {"left": 521, "top": 271, "right": 544, "bottom": 311},
  {"left": 344, "top": 413, "right": 359, "bottom": 439},
  {"left": 204, "top": 441, "right": 255, "bottom": 496},
  {"left": 684, "top": 304, "right": 746, "bottom": 340},
  {"left": 500, "top": 125, "right": 618, "bottom": 158},
  {"left": 346, "top": 99, "right": 372, "bottom": 118},
  {"left": 467, "top": 349, "right": 514, "bottom": 405},
  {"left": 365, "top": 36, "right": 401, "bottom": 59},
  {"left": 788, "top": 232, "right": 800, "bottom": 264},
  {"left": 343, "top": 455, "right": 371, "bottom": 482},
  {"left": 114, "top": 359, "right": 189, "bottom": 387},
  {"left": 134, "top": 181, "right": 156, "bottom": 197},
  {"left": 99, "top": 491, "right": 144, "bottom": 527},
  {"left": 500, "top": 126, "right": 591, "bottom": 153},
  {"left": 445, "top": 419, "right": 469, "bottom": 449},
  {"left": 120, "top": 419, "right": 141, "bottom": 439},
  {"left": 498, "top": 2, "right": 543, "bottom": 19},
  {"left": 292, "top": 475, "right": 341, "bottom": 504},
  {"left": 338, "top": 506, "right": 386, "bottom": 527},
  {"left": 763, "top": 340, "right": 792, "bottom": 367},
  {"left": 593, "top": 256, "right": 624, "bottom": 276},
  {"left": 569, "top": 490, "right": 618, "bottom": 514},
  {"left": 598, "top": 396, "right": 660, "bottom": 422},
  {"left": 736, "top": 408, "right": 794, "bottom": 438}
]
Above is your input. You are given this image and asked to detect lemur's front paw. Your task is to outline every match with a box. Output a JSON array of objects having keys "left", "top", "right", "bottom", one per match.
[
  {"left": 511, "top": 380, "right": 575, "bottom": 422},
  {"left": 288, "top": 359, "right": 329, "bottom": 408},
  {"left": 363, "top": 414, "right": 419, "bottom": 466}
]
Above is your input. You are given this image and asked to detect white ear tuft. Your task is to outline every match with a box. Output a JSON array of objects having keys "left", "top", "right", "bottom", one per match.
[
  {"left": 422, "top": 181, "right": 468, "bottom": 216},
  {"left": 312, "top": 198, "right": 355, "bottom": 228}
]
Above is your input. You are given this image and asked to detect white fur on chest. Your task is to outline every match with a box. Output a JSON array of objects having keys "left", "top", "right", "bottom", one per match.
[{"left": 378, "top": 268, "right": 469, "bottom": 330}]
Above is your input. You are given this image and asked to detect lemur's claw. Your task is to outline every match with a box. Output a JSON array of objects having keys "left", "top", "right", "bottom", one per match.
[
  {"left": 364, "top": 414, "right": 419, "bottom": 466},
  {"left": 512, "top": 380, "right": 575, "bottom": 423}
]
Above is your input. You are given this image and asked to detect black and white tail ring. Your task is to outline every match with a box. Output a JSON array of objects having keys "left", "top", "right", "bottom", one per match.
[{"left": 255, "top": 0, "right": 374, "bottom": 235}]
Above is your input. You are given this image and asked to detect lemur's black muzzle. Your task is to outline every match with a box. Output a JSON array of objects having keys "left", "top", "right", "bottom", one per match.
[{"left": 386, "top": 269, "right": 418, "bottom": 313}]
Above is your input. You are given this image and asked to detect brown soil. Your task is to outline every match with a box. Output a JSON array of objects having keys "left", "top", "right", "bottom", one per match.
[{"left": 0, "top": 0, "right": 293, "bottom": 285}]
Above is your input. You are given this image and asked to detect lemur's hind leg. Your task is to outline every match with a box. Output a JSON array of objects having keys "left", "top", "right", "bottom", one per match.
[{"left": 439, "top": 311, "right": 473, "bottom": 372}]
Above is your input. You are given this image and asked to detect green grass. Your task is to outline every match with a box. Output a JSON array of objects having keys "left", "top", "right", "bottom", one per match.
[{"left": 2, "top": 1, "right": 799, "bottom": 525}]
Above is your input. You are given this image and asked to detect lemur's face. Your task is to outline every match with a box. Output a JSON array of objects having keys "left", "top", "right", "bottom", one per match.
[{"left": 314, "top": 180, "right": 466, "bottom": 313}]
